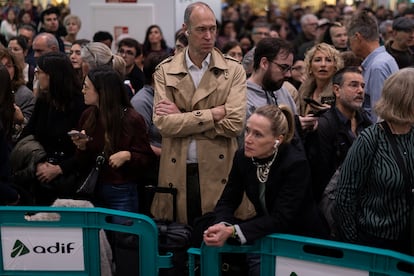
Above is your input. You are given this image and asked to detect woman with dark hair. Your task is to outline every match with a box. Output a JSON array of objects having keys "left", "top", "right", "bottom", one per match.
[
  {"left": 19, "top": 52, "right": 86, "bottom": 205},
  {"left": 1, "top": 8, "right": 17, "bottom": 42},
  {"left": 174, "top": 32, "right": 188, "bottom": 55},
  {"left": 142, "top": 25, "right": 173, "bottom": 58},
  {"left": 238, "top": 34, "right": 253, "bottom": 55},
  {"left": 72, "top": 66, "right": 154, "bottom": 220},
  {"left": 0, "top": 48, "right": 34, "bottom": 138},
  {"left": 221, "top": 40, "right": 243, "bottom": 62},
  {"left": 8, "top": 35, "right": 34, "bottom": 89},
  {"left": 216, "top": 20, "right": 237, "bottom": 50},
  {"left": 69, "top": 39, "right": 90, "bottom": 82},
  {"left": 0, "top": 64, "right": 20, "bottom": 205}
]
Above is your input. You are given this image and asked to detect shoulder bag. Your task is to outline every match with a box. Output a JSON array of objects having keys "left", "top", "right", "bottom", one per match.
[{"left": 76, "top": 155, "right": 105, "bottom": 196}]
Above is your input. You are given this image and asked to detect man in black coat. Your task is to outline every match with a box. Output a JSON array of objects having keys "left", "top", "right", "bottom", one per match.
[{"left": 308, "top": 66, "right": 372, "bottom": 202}]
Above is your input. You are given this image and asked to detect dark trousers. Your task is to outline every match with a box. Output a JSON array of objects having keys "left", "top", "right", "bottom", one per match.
[{"left": 186, "top": 163, "right": 202, "bottom": 226}]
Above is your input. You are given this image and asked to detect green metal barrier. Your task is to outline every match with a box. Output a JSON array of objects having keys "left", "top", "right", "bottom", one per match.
[
  {"left": 189, "top": 233, "right": 414, "bottom": 276},
  {"left": 0, "top": 206, "right": 172, "bottom": 275}
]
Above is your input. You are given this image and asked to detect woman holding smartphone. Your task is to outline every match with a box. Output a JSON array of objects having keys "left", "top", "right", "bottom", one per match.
[
  {"left": 72, "top": 66, "right": 154, "bottom": 222},
  {"left": 298, "top": 43, "right": 344, "bottom": 131}
]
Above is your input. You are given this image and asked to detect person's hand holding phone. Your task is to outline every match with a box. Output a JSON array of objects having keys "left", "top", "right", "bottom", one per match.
[
  {"left": 68, "top": 130, "right": 90, "bottom": 150},
  {"left": 299, "top": 114, "right": 318, "bottom": 131}
]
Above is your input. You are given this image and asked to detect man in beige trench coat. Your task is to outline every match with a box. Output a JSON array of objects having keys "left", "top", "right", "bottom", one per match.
[{"left": 151, "top": 1, "right": 247, "bottom": 225}]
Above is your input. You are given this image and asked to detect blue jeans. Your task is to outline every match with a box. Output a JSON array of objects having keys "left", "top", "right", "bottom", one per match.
[{"left": 95, "top": 182, "right": 139, "bottom": 224}]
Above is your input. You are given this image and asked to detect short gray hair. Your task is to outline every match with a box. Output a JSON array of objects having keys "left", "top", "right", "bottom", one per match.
[
  {"left": 300, "top": 14, "right": 318, "bottom": 27},
  {"left": 34, "top": 32, "right": 59, "bottom": 49},
  {"left": 81, "top": 42, "right": 113, "bottom": 70},
  {"left": 347, "top": 11, "right": 379, "bottom": 41}
]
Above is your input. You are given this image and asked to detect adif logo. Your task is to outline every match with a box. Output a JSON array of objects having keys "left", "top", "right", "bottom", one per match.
[
  {"left": 10, "top": 240, "right": 75, "bottom": 258},
  {"left": 11, "top": 240, "right": 30, "bottom": 258}
]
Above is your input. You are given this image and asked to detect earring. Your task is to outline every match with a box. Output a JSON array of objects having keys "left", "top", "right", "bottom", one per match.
[{"left": 274, "top": 139, "right": 280, "bottom": 149}]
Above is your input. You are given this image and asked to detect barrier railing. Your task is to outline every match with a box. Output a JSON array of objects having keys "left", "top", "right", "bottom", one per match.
[
  {"left": 189, "top": 233, "right": 414, "bottom": 276},
  {"left": 0, "top": 206, "right": 172, "bottom": 275}
]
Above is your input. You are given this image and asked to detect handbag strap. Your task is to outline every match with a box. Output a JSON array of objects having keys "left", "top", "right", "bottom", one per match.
[{"left": 381, "top": 121, "right": 413, "bottom": 204}]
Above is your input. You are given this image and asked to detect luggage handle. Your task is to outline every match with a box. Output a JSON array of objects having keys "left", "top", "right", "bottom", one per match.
[{"left": 145, "top": 184, "right": 178, "bottom": 221}]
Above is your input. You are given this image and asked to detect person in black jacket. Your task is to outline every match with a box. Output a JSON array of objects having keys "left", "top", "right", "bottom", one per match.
[
  {"left": 0, "top": 64, "right": 20, "bottom": 205},
  {"left": 19, "top": 52, "right": 86, "bottom": 205},
  {"left": 204, "top": 104, "right": 328, "bottom": 276},
  {"left": 307, "top": 66, "right": 371, "bottom": 202}
]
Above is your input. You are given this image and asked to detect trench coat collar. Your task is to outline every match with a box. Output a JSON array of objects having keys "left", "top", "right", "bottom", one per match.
[{"left": 166, "top": 47, "right": 230, "bottom": 108}]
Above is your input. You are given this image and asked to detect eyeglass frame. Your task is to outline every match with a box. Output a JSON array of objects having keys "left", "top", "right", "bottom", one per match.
[{"left": 268, "top": 60, "right": 292, "bottom": 73}]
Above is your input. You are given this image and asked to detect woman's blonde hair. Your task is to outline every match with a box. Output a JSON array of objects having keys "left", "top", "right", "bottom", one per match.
[
  {"left": 374, "top": 68, "right": 414, "bottom": 124},
  {"left": 63, "top": 14, "right": 81, "bottom": 29},
  {"left": 253, "top": 104, "right": 295, "bottom": 143},
  {"left": 298, "top": 43, "right": 344, "bottom": 115},
  {"left": 112, "top": 54, "right": 126, "bottom": 78},
  {"left": 303, "top": 42, "right": 344, "bottom": 78}
]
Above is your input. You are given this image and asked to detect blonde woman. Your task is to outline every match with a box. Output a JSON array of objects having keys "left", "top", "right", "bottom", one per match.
[
  {"left": 62, "top": 14, "right": 82, "bottom": 55},
  {"left": 298, "top": 43, "right": 344, "bottom": 131}
]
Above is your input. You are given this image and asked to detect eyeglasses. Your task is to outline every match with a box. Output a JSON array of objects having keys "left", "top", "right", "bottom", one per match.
[
  {"left": 118, "top": 48, "right": 136, "bottom": 57},
  {"left": 269, "top": 60, "right": 292, "bottom": 73}
]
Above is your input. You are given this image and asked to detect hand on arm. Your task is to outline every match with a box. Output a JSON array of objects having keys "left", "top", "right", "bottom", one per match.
[
  {"left": 109, "top": 151, "right": 131, "bottom": 168},
  {"left": 203, "top": 223, "right": 234, "bottom": 247},
  {"left": 36, "top": 162, "right": 63, "bottom": 183},
  {"left": 155, "top": 99, "right": 181, "bottom": 116},
  {"left": 211, "top": 105, "right": 226, "bottom": 122}
]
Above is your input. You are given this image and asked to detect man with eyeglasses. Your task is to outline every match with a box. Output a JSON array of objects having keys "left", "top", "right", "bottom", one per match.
[
  {"left": 246, "top": 37, "right": 297, "bottom": 120},
  {"left": 152, "top": 2, "right": 247, "bottom": 230},
  {"left": 307, "top": 67, "right": 371, "bottom": 205},
  {"left": 117, "top": 37, "right": 144, "bottom": 93}
]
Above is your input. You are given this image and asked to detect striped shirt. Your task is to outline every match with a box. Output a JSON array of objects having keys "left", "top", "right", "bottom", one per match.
[{"left": 335, "top": 123, "right": 414, "bottom": 242}]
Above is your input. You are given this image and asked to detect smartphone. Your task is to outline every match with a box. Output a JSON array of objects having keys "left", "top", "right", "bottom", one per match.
[
  {"left": 309, "top": 108, "right": 328, "bottom": 117},
  {"left": 304, "top": 97, "right": 324, "bottom": 107},
  {"left": 67, "top": 130, "right": 89, "bottom": 139}
]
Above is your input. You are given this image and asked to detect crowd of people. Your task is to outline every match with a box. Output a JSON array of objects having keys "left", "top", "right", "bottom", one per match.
[{"left": 1, "top": 0, "right": 414, "bottom": 275}]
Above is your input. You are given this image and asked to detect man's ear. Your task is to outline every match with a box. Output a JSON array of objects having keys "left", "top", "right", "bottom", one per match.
[
  {"left": 260, "top": 57, "right": 269, "bottom": 70},
  {"left": 182, "top": 23, "right": 189, "bottom": 36},
  {"left": 333, "top": 83, "right": 341, "bottom": 98}
]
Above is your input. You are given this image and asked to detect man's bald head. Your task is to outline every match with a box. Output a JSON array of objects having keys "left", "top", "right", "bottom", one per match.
[{"left": 32, "top": 32, "right": 59, "bottom": 58}]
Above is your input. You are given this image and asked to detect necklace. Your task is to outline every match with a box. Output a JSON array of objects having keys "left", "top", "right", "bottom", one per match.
[{"left": 251, "top": 148, "right": 278, "bottom": 183}]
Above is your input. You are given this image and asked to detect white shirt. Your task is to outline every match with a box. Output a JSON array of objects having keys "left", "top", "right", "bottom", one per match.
[{"left": 185, "top": 49, "right": 211, "bottom": 164}]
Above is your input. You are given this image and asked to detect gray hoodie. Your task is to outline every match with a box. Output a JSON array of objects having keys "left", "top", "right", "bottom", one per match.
[{"left": 246, "top": 80, "right": 298, "bottom": 120}]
